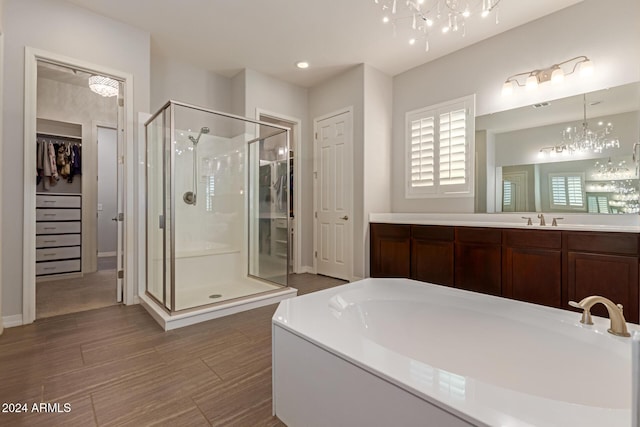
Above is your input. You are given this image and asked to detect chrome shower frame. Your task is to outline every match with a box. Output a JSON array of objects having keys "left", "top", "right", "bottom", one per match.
[{"left": 144, "top": 100, "right": 291, "bottom": 314}]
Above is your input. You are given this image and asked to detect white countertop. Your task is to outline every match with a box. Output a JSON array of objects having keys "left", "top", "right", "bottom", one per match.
[{"left": 369, "top": 213, "right": 640, "bottom": 233}]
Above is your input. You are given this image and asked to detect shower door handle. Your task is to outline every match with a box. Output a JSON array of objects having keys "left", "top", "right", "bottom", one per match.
[
  {"left": 159, "top": 215, "right": 165, "bottom": 229},
  {"left": 340, "top": 215, "right": 349, "bottom": 221}
]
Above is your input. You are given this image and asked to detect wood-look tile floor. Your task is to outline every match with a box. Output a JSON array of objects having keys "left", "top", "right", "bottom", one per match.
[{"left": 0, "top": 273, "right": 346, "bottom": 427}]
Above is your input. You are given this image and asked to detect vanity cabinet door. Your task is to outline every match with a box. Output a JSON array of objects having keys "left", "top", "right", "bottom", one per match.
[
  {"left": 503, "top": 230, "right": 562, "bottom": 308},
  {"left": 411, "top": 225, "right": 454, "bottom": 286},
  {"left": 454, "top": 228, "right": 502, "bottom": 296},
  {"left": 565, "top": 232, "right": 639, "bottom": 323},
  {"left": 370, "top": 223, "right": 411, "bottom": 278}
]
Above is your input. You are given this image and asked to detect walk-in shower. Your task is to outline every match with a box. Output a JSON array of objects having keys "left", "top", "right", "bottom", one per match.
[{"left": 142, "top": 101, "right": 296, "bottom": 329}]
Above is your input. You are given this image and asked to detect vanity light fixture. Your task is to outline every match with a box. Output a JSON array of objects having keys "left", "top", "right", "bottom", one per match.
[
  {"left": 539, "top": 93, "right": 619, "bottom": 157},
  {"left": 502, "top": 56, "right": 593, "bottom": 96},
  {"left": 374, "top": 0, "right": 502, "bottom": 52},
  {"left": 88, "top": 75, "right": 119, "bottom": 97}
]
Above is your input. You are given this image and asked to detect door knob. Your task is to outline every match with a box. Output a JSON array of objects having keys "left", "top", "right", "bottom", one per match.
[
  {"left": 340, "top": 215, "right": 349, "bottom": 220},
  {"left": 112, "top": 217, "right": 118, "bottom": 222}
]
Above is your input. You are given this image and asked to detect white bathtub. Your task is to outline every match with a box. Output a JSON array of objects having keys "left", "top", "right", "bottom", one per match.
[{"left": 272, "top": 278, "right": 638, "bottom": 427}]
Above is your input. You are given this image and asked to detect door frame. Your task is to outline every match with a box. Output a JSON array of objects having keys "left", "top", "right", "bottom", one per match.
[
  {"left": 313, "top": 106, "right": 354, "bottom": 280},
  {"left": 22, "top": 47, "right": 135, "bottom": 324},
  {"left": 255, "top": 108, "right": 302, "bottom": 274}
]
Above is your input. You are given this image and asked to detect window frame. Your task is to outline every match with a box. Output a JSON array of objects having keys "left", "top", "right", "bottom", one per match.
[{"left": 405, "top": 95, "right": 475, "bottom": 199}]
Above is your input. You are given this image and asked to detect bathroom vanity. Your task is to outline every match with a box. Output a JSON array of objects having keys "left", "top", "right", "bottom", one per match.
[{"left": 370, "top": 215, "right": 640, "bottom": 323}]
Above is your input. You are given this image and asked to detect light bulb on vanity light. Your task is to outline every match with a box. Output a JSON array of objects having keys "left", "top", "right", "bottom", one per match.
[
  {"left": 579, "top": 59, "right": 594, "bottom": 77},
  {"left": 551, "top": 66, "right": 564, "bottom": 84},
  {"left": 525, "top": 74, "right": 538, "bottom": 90},
  {"left": 501, "top": 80, "right": 514, "bottom": 96}
]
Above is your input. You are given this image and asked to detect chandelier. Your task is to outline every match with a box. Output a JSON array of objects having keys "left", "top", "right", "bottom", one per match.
[
  {"left": 539, "top": 94, "right": 619, "bottom": 156},
  {"left": 593, "top": 158, "right": 632, "bottom": 180},
  {"left": 373, "top": 0, "right": 502, "bottom": 51},
  {"left": 88, "top": 75, "right": 119, "bottom": 97}
]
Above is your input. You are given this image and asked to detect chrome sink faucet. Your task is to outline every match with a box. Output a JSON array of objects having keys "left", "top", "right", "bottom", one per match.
[
  {"left": 569, "top": 296, "right": 631, "bottom": 337},
  {"left": 537, "top": 213, "right": 546, "bottom": 226}
]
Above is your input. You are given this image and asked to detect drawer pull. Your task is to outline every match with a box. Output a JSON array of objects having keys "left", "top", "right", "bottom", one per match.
[
  {"left": 43, "top": 240, "right": 56, "bottom": 243},
  {"left": 44, "top": 227, "right": 56, "bottom": 230},
  {"left": 43, "top": 267, "right": 56, "bottom": 271},
  {"left": 43, "top": 253, "right": 56, "bottom": 257},
  {"left": 43, "top": 200, "right": 56, "bottom": 204},
  {"left": 44, "top": 214, "right": 56, "bottom": 217}
]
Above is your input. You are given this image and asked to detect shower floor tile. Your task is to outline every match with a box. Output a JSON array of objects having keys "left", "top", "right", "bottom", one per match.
[{"left": 174, "top": 279, "right": 280, "bottom": 311}]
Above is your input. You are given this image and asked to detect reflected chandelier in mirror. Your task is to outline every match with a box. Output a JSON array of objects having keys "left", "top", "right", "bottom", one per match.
[{"left": 476, "top": 82, "right": 640, "bottom": 214}]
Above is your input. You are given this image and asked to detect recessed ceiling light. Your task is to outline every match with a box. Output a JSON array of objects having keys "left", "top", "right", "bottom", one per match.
[{"left": 296, "top": 61, "right": 309, "bottom": 69}]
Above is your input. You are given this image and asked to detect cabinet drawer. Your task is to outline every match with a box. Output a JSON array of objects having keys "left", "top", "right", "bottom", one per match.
[
  {"left": 565, "top": 232, "right": 639, "bottom": 255},
  {"left": 36, "top": 234, "right": 81, "bottom": 248},
  {"left": 36, "top": 246, "right": 80, "bottom": 261},
  {"left": 412, "top": 225, "right": 454, "bottom": 241},
  {"left": 36, "top": 221, "right": 81, "bottom": 234},
  {"left": 36, "top": 208, "right": 81, "bottom": 221},
  {"left": 36, "top": 194, "right": 81, "bottom": 208},
  {"left": 505, "top": 229, "right": 561, "bottom": 249},
  {"left": 456, "top": 227, "right": 502, "bottom": 244},
  {"left": 36, "top": 259, "right": 81, "bottom": 276}
]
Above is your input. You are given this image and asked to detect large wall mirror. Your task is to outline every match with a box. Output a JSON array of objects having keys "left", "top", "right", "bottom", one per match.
[{"left": 476, "top": 82, "right": 640, "bottom": 214}]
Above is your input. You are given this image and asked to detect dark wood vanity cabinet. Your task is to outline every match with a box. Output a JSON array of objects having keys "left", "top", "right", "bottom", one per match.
[
  {"left": 454, "top": 228, "right": 502, "bottom": 296},
  {"left": 370, "top": 223, "right": 411, "bottom": 278},
  {"left": 503, "top": 230, "right": 562, "bottom": 308},
  {"left": 370, "top": 223, "right": 640, "bottom": 322},
  {"left": 564, "top": 232, "right": 639, "bottom": 323},
  {"left": 411, "top": 225, "right": 455, "bottom": 286}
]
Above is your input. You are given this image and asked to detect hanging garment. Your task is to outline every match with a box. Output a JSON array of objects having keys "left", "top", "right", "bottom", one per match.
[
  {"left": 72, "top": 145, "right": 81, "bottom": 175},
  {"left": 47, "top": 142, "right": 59, "bottom": 186}
]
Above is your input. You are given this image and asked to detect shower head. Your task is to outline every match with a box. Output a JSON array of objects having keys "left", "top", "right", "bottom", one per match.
[{"left": 188, "top": 127, "right": 210, "bottom": 145}]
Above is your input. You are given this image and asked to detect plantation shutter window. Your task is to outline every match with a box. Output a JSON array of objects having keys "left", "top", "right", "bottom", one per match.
[
  {"left": 549, "top": 173, "right": 585, "bottom": 211},
  {"left": 405, "top": 95, "right": 475, "bottom": 198},
  {"left": 410, "top": 115, "right": 435, "bottom": 189}
]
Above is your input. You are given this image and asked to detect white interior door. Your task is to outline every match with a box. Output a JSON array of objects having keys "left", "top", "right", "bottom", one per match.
[{"left": 315, "top": 111, "right": 352, "bottom": 281}]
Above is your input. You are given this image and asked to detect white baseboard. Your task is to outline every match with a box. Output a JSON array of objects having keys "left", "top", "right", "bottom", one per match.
[
  {"left": 3, "top": 314, "right": 24, "bottom": 328},
  {"left": 298, "top": 266, "right": 314, "bottom": 274},
  {"left": 98, "top": 251, "right": 117, "bottom": 258}
]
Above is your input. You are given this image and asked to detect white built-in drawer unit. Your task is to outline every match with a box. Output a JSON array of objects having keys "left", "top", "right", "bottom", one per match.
[
  {"left": 36, "top": 234, "right": 81, "bottom": 248},
  {"left": 36, "top": 208, "right": 81, "bottom": 221},
  {"left": 36, "top": 221, "right": 81, "bottom": 234},
  {"left": 36, "top": 246, "right": 81, "bottom": 262},
  {"left": 36, "top": 194, "right": 81, "bottom": 208},
  {"left": 36, "top": 259, "right": 81, "bottom": 276},
  {"left": 36, "top": 193, "right": 82, "bottom": 277}
]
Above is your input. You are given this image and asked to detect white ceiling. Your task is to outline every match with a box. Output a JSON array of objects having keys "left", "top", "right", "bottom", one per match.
[{"left": 64, "top": 0, "right": 583, "bottom": 88}]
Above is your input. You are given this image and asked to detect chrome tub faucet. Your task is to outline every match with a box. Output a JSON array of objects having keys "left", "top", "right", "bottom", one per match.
[{"left": 537, "top": 213, "right": 545, "bottom": 226}]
